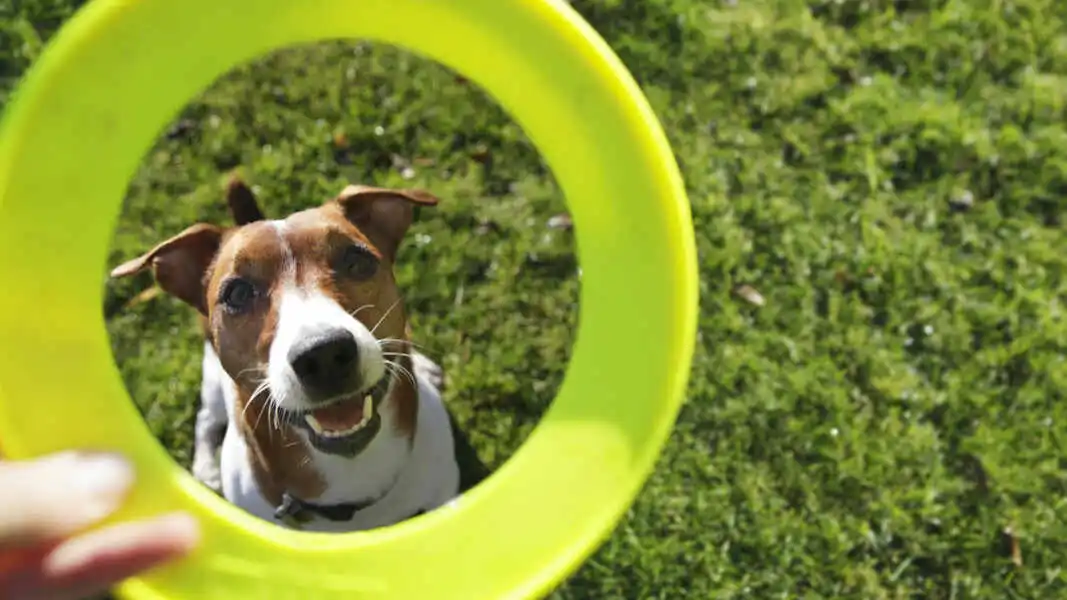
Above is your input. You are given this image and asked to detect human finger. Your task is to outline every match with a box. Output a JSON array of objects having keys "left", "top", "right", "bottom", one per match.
[
  {"left": 0, "top": 451, "right": 133, "bottom": 550},
  {"left": 0, "top": 511, "right": 199, "bottom": 600}
]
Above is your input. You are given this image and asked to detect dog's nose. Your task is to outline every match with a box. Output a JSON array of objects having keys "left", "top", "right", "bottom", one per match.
[{"left": 288, "top": 329, "right": 360, "bottom": 398}]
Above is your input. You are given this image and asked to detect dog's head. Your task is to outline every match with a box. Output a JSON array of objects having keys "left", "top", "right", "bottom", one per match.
[{"left": 112, "top": 179, "right": 438, "bottom": 458}]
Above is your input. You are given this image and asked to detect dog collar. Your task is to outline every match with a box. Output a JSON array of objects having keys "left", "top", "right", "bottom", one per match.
[
  {"left": 273, "top": 491, "right": 426, "bottom": 529},
  {"left": 273, "top": 491, "right": 381, "bottom": 527},
  {"left": 272, "top": 465, "right": 405, "bottom": 527}
]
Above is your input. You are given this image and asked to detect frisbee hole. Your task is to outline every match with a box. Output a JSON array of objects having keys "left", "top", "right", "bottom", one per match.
[{"left": 103, "top": 40, "right": 579, "bottom": 531}]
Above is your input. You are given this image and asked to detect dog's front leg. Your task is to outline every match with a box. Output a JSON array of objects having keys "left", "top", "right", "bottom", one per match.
[{"left": 192, "top": 342, "right": 228, "bottom": 493}]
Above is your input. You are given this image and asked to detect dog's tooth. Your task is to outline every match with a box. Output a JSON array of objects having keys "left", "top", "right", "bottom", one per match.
[{"left": 304, "top": 394, "right": 379, "bottom": 440}]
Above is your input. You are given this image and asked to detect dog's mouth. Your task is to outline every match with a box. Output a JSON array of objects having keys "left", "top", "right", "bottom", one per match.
[{"left": 285, "top": 375, "right": 392, "bottom": 456}]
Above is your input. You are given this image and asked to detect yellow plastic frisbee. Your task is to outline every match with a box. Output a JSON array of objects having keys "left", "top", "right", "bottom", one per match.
[{"left": 0, "top": 0, "right": 697, "bottom": 598}]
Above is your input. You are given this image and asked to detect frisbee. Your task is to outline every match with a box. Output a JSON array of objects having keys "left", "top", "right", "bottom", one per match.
[{"left": 0, "top": 0, "right": 697, "bottom": 598}]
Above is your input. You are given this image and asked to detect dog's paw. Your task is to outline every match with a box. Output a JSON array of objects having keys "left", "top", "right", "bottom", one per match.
[
  {"left": 411, "top": 350, "right": 446, "bottom": 391},
  {"left": 191, "top": 449, "right": 223, "bottom": 494}
]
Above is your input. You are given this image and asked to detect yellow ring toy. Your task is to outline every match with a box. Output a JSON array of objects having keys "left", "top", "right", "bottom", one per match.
[{"left": 0, "top": 0, "right": 697, "bottom": 598}]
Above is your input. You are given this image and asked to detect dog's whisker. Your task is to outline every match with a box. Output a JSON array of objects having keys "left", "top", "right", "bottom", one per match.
[
  {"left": 384, "top": 366, "right": 409, "bottom": 389},
  {"left": 251, "top": 402, "right": 268, "bottom": 432},
  {"left": 395, "top": 369, "right": 417, "bottom": 388},
  {"left": 243, "top": 381, "right": 272, "bottom": 426},
  {"left": 370, "top": 298, "right": 402, "bottom": 336},
  {"left": 376, "top": 336, "right": 410, "bottom": 346},
  {"left": 385, "top": 360, "right": 416, "bottom": 387},
  {"left": 349, "top": 303, "right": 375, "bottom": 318},
  {"left": 376, "top": 339, "right": 417, "bottom": 355},
  {"left": 385, "top": 359, "right": 420, "bottom": 383},
  {"left": 252, "top": 380, "right": 270, "bottom": 400},
  {"left": 270, "top": 399, "right": 284, "bottom": 434},
  {"left": 377, "top": 337, "right": 436, "bottom": 355},
  {"left": 252, "top": 396, "right": 269, "bottom": 433},
  {"left": 235, "top": 365, "right": 267, "bottom": 380},
  {"left": 247, "top": 384, "right": 283, "bottom": 437}
]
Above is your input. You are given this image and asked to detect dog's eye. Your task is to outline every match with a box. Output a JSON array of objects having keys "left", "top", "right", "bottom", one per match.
[
  {"left": 338, "top": 245, "right": 378, "bottom": 281},
  {"left": 220, "top": 278, "right": 255, "bottom": 312}
]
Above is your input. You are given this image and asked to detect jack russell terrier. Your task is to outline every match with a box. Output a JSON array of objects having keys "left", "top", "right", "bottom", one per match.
[{"left": 110, "top": 177, "right": 488, "bottom": 532}]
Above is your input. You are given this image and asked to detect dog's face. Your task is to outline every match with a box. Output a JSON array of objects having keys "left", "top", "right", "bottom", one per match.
[{"left": 112, "top": 183, "right": 437, "bottom": 457}]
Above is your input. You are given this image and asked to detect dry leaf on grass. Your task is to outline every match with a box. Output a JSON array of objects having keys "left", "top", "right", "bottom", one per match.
[
  {"left": 1002, "top": 525, "right": 1023, "bottom": 567},
  {"left": 733, "top": 284, "right": 765, "bottom": 307}
]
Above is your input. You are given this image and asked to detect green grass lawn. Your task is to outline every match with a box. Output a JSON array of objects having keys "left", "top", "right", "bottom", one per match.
[{"left": 4, "top": 0, "right": 1067, "bottom": 598}]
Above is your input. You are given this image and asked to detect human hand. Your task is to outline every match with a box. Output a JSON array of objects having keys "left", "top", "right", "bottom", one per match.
[{"left": 0, "top": 451, "right": 199, "bottom": 599}]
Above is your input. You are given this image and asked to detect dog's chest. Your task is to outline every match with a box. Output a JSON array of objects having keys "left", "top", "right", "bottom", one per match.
[{"left": 219, "top": 376, "right": 463, "bottom": 532}]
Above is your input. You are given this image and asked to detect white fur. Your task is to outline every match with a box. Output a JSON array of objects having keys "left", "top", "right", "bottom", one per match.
[
  {"left": 187, "top": 217, "right": 461, "bottom": 530},
  {"left": 267, "top": 289, "right": 387, "bottom": 413},
  {"left": 191, "top": 341, "right": 227, "bottom": 493},
  {"left": 192, "top": 323, "right": 459, "bottom": 531}
]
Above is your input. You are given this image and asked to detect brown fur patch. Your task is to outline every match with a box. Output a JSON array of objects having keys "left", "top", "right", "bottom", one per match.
[
  {"left": 386, "top": 353, "right": 418, "bottom": 439},
  {"left": 236, "top": 387, "right": 326, "bottom": 505}
]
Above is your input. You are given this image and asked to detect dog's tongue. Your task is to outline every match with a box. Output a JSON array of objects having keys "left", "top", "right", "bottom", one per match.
[{"left": 311, "top": 399, "right": 364, "bottom": 431}]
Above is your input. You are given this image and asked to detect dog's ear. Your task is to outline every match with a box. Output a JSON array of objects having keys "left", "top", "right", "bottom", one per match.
[
  {"left": 333, "top": 185, "right": 439, "bottom": 259},
  {"left": 226, "top": 176, "right": 266, "bottom": 225},
  {"left": 110, "top": 224, "right": 224, "bottom": 315}
]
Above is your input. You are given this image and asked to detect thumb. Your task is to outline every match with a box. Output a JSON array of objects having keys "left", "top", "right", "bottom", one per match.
[{"left": 0, "top": 452, "right": 134, "bottom": 550}]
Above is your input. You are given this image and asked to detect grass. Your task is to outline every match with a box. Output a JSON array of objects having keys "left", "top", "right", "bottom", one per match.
[{"left": 4, "top": 0, "right": 1067, "bottom": 598}]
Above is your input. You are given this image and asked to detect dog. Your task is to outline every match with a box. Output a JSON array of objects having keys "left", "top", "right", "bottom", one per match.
[{"left": 111, "top": 177, "right": 487, "bottom": 532}]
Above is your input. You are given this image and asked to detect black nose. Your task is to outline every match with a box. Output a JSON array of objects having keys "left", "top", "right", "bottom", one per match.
[{"left": 288, "top": 329, "right": 360, "bottom": 399}]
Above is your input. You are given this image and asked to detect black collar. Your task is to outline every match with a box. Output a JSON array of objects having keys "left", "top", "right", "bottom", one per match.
[
  {"left": 274, "top": 491, "right": 428, "bottom": 528},
  {"left": 274, "top": 491, "right": 382, "bottom": 526}
]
